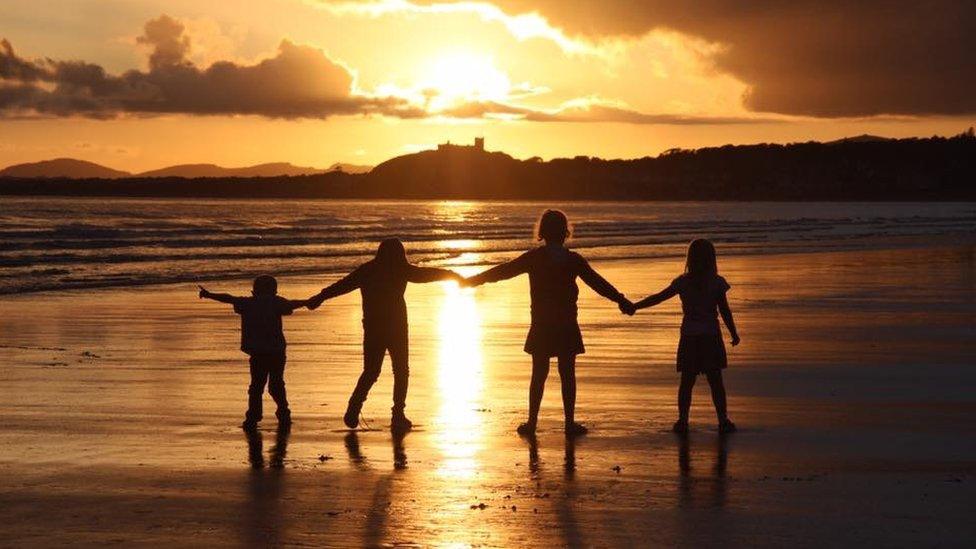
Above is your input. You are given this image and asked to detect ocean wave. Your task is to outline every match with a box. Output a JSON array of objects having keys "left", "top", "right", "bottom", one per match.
[{"left": 1, "top": 198, "right": 974, "bottom": 295}]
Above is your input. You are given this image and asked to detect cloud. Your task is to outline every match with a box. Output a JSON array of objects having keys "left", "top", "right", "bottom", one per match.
[
  {"left": 318, "top": 0, "right": 604, "bottom": 56},
  {"left": 0, "top": 12, "right": 768, "bottom": 125},
  {"left": 0, "top": 15, "right": 419, "bottom": 120},
  {"left": 363, "top": 0, "right": 976, "bottom": 117},
  {"left": 438, "top": 97, "right": 770, "bottom": 125}
]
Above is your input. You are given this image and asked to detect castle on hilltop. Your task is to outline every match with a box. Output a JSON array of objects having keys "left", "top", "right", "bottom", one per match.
[{"left": 438, "top": 137, "right": 484, "bottom": 152}]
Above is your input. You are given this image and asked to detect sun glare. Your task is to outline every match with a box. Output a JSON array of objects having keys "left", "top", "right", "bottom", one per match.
[{"left": 421, "top": 52, "right": 511, "bottom": 109}]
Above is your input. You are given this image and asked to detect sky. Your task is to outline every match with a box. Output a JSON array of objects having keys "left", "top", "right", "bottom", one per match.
[{"left": 1, "top": 0, "right": 974, "bottom": 171}]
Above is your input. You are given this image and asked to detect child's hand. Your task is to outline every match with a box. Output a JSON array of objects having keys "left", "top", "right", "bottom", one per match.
[
  {"left": 198, "top": 285, "right": 209, "bottom": 299},
  {"left": 307, "top": 292, "right": 325, "bottom": 310},
  {"left": 730, "top": 334, "right": 740, "bottom": 346}
]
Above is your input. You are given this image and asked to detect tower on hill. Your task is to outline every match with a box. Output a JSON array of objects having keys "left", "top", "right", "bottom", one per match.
[{"left": 438, "top": 137, "right": 485, "bottom": 152}]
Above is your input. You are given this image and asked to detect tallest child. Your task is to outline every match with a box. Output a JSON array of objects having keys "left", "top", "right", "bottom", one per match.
[{"left": 465, "top": 209, "right": 632, "bottom": 436}]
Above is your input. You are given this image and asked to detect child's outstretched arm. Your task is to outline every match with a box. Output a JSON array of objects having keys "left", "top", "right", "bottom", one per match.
[
  {"left": 717, "top": 293, "right": 740, "bottom": 346},
  {"left": 464, "top": 252, "right": 531, "bottom": 288},
  {"left": 633, "top": 286, "right": 678, "bottom": 311},
  {"left": 281, "top": 298, "right": 311, "bottom": 312},
  {"left": 578, "top": 257, "right": 630, "bottom": 307},
  {"left": 198, "top": 285, "right": 241, "bottom": 304},
  {"left": 406, "top": 265, "right": 464, "bottom": 284},
  {"left": 308, "top": 266, "right": 364, "bottom": 309}
]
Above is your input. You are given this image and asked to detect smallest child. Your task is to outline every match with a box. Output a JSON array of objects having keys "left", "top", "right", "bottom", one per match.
[
  {"left": 199, "top": 275, "right": 311, "bottom": 431},
  {"left": 630, "top": 239, "right": 740, "bottom": 434}
]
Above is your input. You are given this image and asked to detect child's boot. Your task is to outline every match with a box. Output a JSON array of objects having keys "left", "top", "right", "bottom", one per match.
[
  {"left": 718, "top": 418, "right": 737, "bottom": 434},
  {"left": 276, "top": 408, "right": 292, "bottom": 428},
  {"left": 344, "top": 397, "right": 363, "bottom": 429},
  {"left": 391, "top": 407, "right": 413, "bottom": 433}
]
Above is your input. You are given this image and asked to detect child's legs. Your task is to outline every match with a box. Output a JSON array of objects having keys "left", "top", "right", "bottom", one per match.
[
  {"left": 246, "top": 355, "right": 271, "bottom": 422},
  {"left": 266, "top": 353, "right": 289, "bottom": 416},
  {"left": 388, "top": 331, "right": 409, "bottom": 414},
  {"left": 704, "top": 370, "right": 729, "bottom": 421},
  {"left": 351, "top": 334, "right": 386, "bottom": 405},
  {"left": 527, "top": 354, "right": 551, "bottom": 425},
  {"left": 556, "top": 354, "right": 577, "bottom": 424},
  {"left": 677, "top": 372, "right": 697, "bottom": 422}
]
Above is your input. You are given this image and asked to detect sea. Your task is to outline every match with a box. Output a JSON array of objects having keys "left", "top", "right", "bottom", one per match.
[{"left": 1, "top": 197, "right": 974, "bottom": 294}]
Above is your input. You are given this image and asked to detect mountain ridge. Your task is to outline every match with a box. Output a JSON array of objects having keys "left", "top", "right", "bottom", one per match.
[{"left": 0, "top": 160, "right": 372, "bottom": 179}]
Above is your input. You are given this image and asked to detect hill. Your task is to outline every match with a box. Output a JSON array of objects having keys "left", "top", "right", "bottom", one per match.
[
  {"left": 825, "top": 134, "right": 892, "bottom": 144},
  {"left": 0, "top": 160, "right": 372, "bottom": 179},
  {"left": 327, "top": 163, "right": 372, "bottom": 174},
  {"left": 0, "top": 158, "right": 131, "bottom": 179},
  {"left": 2, "top": 131, "right": 974, "bottom": 200},
  {"left": 368, "top": 147, "right": 521, "bottom": 197},
  {"left": 136, "top": 162, "right": 329, "bottom": 178}
]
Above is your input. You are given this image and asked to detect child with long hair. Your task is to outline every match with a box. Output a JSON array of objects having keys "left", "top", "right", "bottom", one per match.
[
  {"left": 629, "top": 239, "right": 740, "bottom": 434},
  {"left": 308, "top": 238, "right": 462, "bottom": 432},
  {"left": 466, "top": 209, "right": 631, "bottom": 436}
]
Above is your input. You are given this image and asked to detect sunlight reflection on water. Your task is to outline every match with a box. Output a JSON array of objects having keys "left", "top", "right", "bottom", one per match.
[{"left": 435, "top": 282, "right": 485, "bottom": 479}]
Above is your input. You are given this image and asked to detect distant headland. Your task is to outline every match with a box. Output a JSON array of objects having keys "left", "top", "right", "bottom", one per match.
[{"left": 2, "top": 131, "right": 974, "bottom": 201}]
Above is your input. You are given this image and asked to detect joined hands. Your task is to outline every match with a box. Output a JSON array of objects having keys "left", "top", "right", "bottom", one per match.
[{"left": 306, "top": 291, "right": 327, "bottom": 310}]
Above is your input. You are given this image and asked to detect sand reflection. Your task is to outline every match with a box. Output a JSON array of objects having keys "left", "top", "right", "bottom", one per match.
[{"left": 434, "top": 282, "right": 485, "bottom": 479}]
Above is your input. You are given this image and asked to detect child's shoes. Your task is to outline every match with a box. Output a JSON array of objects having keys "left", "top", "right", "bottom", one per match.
[
  {"left": 344, "top": 399, "right": 362, "bottom": 429},
  {"left": 276, "top": 409, "right": 292, "bottom": 428},
  {"left": 565, "top": 422, "right": 588, "bottom": 437},
  {"left": 391, "top": 411, "right": 413, "bottom": 433}
]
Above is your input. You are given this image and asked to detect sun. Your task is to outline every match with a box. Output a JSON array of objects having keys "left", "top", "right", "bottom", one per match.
[{"left": 420, "top": 51, "right": 512, "bottom": 110}]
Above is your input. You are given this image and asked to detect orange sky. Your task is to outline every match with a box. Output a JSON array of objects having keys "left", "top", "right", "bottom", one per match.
[{"left": 1, "top": 0, "right": 973, "bottom": 171}]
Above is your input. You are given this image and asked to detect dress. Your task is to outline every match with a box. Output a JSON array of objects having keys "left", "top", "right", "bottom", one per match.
[
  {"left": 671, "top": 273, "right": 731, "bottom": 374},
  {"left": 470, "top": 246, "right": 625, "bottom": 357}
]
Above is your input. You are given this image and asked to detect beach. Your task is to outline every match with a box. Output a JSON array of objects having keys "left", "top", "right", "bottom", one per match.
[{"left": 2, "top": 242, "right": 974, "bottom": 547}]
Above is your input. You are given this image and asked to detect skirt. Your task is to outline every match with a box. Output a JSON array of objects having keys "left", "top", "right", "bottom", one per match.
[
  {"left": 676, "top": 333, "right": 727, "bottom": 375},
  {"left": 524, "top": 320, "right": 585, "bottom": 357}
]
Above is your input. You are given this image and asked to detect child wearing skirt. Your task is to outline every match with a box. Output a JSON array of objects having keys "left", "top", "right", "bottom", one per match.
[
  {"left": 630, "top": 239, "right": 740, "bottom": 434},
  {"left": 466, "top": 209, "right": 631, "bottom": 436}
]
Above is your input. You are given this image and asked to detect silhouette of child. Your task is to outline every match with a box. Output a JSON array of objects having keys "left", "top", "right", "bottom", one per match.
[
  {"left": 465, "top": 209, "right": 631, "bottom": 436},
  {"left": 627, "top": 239, "right": 740, "bottom": 434},
  {"left": 198, "top": 275, "right": 310, "bottom": 431},
  {"left": 308, "top": 238, "right": 462, "bottom": 432}
]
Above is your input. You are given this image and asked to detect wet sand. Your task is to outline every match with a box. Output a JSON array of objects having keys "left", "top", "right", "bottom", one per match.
[{"left": 1, "top": 245, "right": 975, "bottom": 546}]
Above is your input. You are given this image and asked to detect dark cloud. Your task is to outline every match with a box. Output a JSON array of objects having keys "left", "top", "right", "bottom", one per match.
[
  {"left": 415, "top": 0, "right": 976, "bottom": 117},
  {"left": 0, "top": 15, "right": 418, "bottom": 119}
]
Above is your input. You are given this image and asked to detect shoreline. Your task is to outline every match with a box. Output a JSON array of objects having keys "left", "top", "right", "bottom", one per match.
[{"left": 3, "top": 233, "right": 973, "bottom": 298}]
